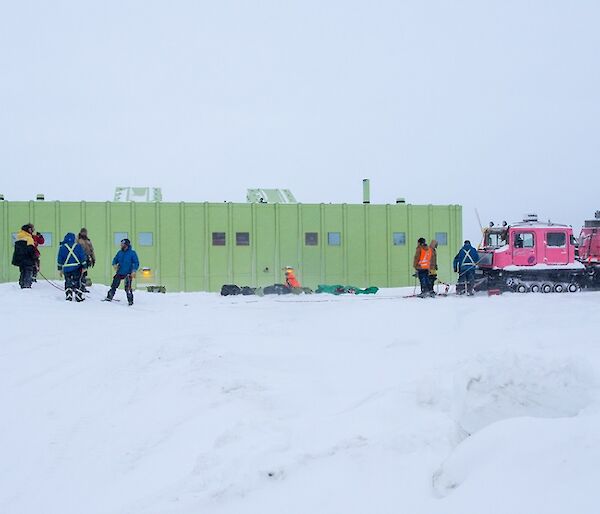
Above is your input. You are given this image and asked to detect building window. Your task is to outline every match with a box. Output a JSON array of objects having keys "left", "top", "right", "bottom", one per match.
[
  {"left": 138, "top": 232, "right": 153, "bottom": 246},
  {"left": 305, "top": 232, "right": 318, "bottom": 246},
  {"left": 212, "top": 232, "right": 226, "bottom": 246},
  {"left": 328, "top": 232, "right": 341, "bottom": 246},
  {"left": 392, "top": 232, "right": 406, "bottom": 246},
  {"left": 435, "top": 232, "right": 448, "bottom": 246},
  {"left": 514, "top": 232, "right": 534, "bottom": 248},
  {"left": 236, "top": 232, "right": 250, "bottom": 246},
  {"left": 114, "top": 232, "right": 129, "bottom": 246},
  {"left": 39, "top": 232, "right": 53, "bottom": 247},
  {"left": 547, "top": 232, "right": 566, "bottom": 247}
]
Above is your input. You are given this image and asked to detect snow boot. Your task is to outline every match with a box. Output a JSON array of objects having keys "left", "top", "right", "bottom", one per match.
[{"left": 65, "top": 288, "right": 73, "bottom": 301}]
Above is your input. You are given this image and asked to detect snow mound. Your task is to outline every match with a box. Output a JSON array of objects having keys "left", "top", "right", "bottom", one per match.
[
  {"left": 431, "top": 415, "right": 600, "bottom": 513},
  {"left": 452, "top": 352, "right": 595, "bottom": 436}
]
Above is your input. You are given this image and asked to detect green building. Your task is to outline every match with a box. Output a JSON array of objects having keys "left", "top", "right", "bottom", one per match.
[{"left": 0, "top": 189, "right": 462, "bottom": 292}]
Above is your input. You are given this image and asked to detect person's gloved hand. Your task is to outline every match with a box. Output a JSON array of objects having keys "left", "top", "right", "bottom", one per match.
[
  {"left": 130, "top": 272, "right": 136, "bottom": 279},
  {"left": 113, "top": 264, "right": 119, "bottom": 271},
  {"left": 59, "top": 270, "right": 64, "bottom": 278}
]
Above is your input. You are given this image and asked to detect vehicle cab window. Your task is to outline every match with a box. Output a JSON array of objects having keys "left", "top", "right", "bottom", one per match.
[
  {"left": 514, "top": 232, "right": 534, "bottom": 248},
  {"left": 547, "top": 232, "right": 566, "bottom": 247}
]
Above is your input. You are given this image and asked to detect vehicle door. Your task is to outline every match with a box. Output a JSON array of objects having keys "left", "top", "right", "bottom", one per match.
[
  {"left": 512, "top": 231, "right": 536, "bottom": 266},
  {"left": 545, "top": 231, "right": 569, "bottom": 265}
]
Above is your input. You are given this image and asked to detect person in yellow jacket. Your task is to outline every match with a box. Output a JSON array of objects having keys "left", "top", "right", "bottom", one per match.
[
  {"left": 413, "top": 238, "right": 435, "bottom": 297},
  {"left": 11, "top": 224, "right": 37, "bottom": 288}
]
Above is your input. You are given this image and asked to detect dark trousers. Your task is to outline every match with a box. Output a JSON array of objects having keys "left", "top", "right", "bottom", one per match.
[
  {"left": 33, "top": 259, "right": 40, "bottom": 281},
  {"left": 429, "top": 273, "right": 437, "bottom": 292},
  {"left": 19, "top": 265, "right": 34, "bottom": 288},
  {"left": 108, "top": 274, "right": 133, "bottom": 304},
  {"left": 457, "top": 269, "right": 476, "bottom": 294},
  {"left": 80, "top": 269, "right": 90, "bottom": 291},
  {"left": 417, "top": 269, "right": 431, "bottom": 294},
  {"left": 64, "top": 270, "right": 84, "bottom": 301}
]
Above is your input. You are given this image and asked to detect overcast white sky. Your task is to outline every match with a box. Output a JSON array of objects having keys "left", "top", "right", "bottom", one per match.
[{"left": 1, "top": 0, "right": 599, "bottom": 241}]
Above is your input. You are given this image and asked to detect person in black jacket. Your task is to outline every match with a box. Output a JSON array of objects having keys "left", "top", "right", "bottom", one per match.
[{"left": 12, "top": 224, "right": 37, "bottom": 288}]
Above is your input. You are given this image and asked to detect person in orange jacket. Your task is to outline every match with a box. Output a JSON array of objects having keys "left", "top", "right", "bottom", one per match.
[
  {"left": 413, "top": 238, "right": 435, "bottom": 297},
  {"left": 283, "top": 266, "right": 301, "bottom": 289}
]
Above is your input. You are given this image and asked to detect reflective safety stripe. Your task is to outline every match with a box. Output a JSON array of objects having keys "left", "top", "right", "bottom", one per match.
[
  {"left": 62, "top": 244, "right": 82, "bottom": 268},
  {"left": 461, "top": 249, "right": 477, "bottom": 267},
  {"left": 418, "top": 248, "right": 432, "bottom": 269}
]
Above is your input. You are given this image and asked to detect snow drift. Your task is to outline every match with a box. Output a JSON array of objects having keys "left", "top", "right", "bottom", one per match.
[{"left": 1, "top": 282, "right": 599, "bottom": 514}]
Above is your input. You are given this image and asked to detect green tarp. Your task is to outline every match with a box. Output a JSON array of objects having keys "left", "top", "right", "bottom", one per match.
[{"left": 316, "top": 284, "right": 379, "bottom": 295}]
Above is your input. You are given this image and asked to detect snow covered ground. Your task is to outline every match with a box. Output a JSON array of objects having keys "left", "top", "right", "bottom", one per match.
[{"left": 1, "top": 282, "right": 599, "bottom": 514}]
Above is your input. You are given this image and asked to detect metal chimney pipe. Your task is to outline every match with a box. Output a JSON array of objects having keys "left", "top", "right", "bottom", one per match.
[{"left": 362, "top": 179, "right": 370, "bottom": 204}]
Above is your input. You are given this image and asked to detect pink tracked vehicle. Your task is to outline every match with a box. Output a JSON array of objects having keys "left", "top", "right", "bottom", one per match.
[{"left": 476, "top": 213, "right": 600, "bottom": 293}]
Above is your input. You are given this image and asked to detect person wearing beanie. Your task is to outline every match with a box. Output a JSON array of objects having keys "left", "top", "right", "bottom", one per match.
[
  {"left": 413, "top": 238, "right": 433, "bottom": 297},
  {"left": 77, "top": 228, "right": 96, "bottom": 292},
  {"left": 453, "top": 240, "right": 480, "bottom": 295}
]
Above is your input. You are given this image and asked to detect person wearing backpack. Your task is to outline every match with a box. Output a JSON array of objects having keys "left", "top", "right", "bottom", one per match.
[
  {"left": 453, "top": 240, "right": 480, "bottom": 295},
  {"left": 57, "top": 232, "right": 88, "bottom": 302}
]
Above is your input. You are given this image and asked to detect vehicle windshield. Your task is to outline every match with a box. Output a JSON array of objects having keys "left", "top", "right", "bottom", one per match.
[{"left": 483, "top": 228, "right": 508, "bottom": 249}]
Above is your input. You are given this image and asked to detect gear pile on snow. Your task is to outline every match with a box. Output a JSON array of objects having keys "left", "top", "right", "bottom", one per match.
[
  {"left": 220, "top": 284, "right": 313, "bottom": 296},
  {"left": 315, "top": 284, "right": 379, "bottom": 295}
]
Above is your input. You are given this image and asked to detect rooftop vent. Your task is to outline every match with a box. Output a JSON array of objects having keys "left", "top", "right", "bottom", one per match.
[
  {"left": 247, "top": 189, "right": 297, "bottom": 204},
  {"left": 114, "top": 187, "right": 162, "bottom": 202},
  {"left": 36, "top": 194, "right": 45, "bottom": 201},
  {"left": 584, "top": 211, "right": 600, "bottom": 228}
]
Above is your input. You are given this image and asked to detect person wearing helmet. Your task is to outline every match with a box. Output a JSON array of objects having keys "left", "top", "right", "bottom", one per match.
[
  {"left": 283, "top": 266, "right": 301, "bottom": 289},
  {"left": 106, "top": 238, "right": 139, "bottom": 305}
]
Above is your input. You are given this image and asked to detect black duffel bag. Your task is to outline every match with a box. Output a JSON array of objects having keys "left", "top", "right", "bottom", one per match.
[
  {"left": 263, "top": 284, "right": 292, "bottom": 295},
  {"left": 221, "top": 284, "right": 242, "bottom": 296}
]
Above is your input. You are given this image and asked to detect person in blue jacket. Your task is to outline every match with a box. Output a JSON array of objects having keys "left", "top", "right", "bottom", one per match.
[
  {"left": 57, "top": 233, "right": 88, "bottom": 302},
  {"left": 106, "top": 238, "right": 139, "bottom": 305},
  {"left": 453, "top": 240, "right": 480, "bottom": 295}
]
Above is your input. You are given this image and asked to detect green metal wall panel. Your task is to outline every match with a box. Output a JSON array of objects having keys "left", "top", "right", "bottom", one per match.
[
  {"left": 255, "top": 204, "right": 276, "bottom": 286},
  {"left": 231, "top": 204, "right": 253, "bottom": 286},
  {"left": 158, "top": 204, "right": 183, "bottom": 292},
  {"left": 368, "top": 206, "right": 388, "bottom": 287},
  {"left": 323, "top": 205, "right": 344, "bottom": 285},
  {"left": 0, "top": 200, "right": 463, "bottom": 292},
  {"left": 345, "top": 205, "right": 367, "bottom": 286},
  {"left": 183, "top": 204, "right": 205, "bottom": 291},
  {"left": 277, "top": 204, "right": 301, "bottom": 282},
  {"left": 300, "top": 204, "right": 322, "bottom": 287}
]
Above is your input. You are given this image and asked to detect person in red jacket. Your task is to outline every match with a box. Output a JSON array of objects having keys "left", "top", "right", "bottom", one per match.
[{"left": 31, "top": 227, "right": 45, "bottom": 282}]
